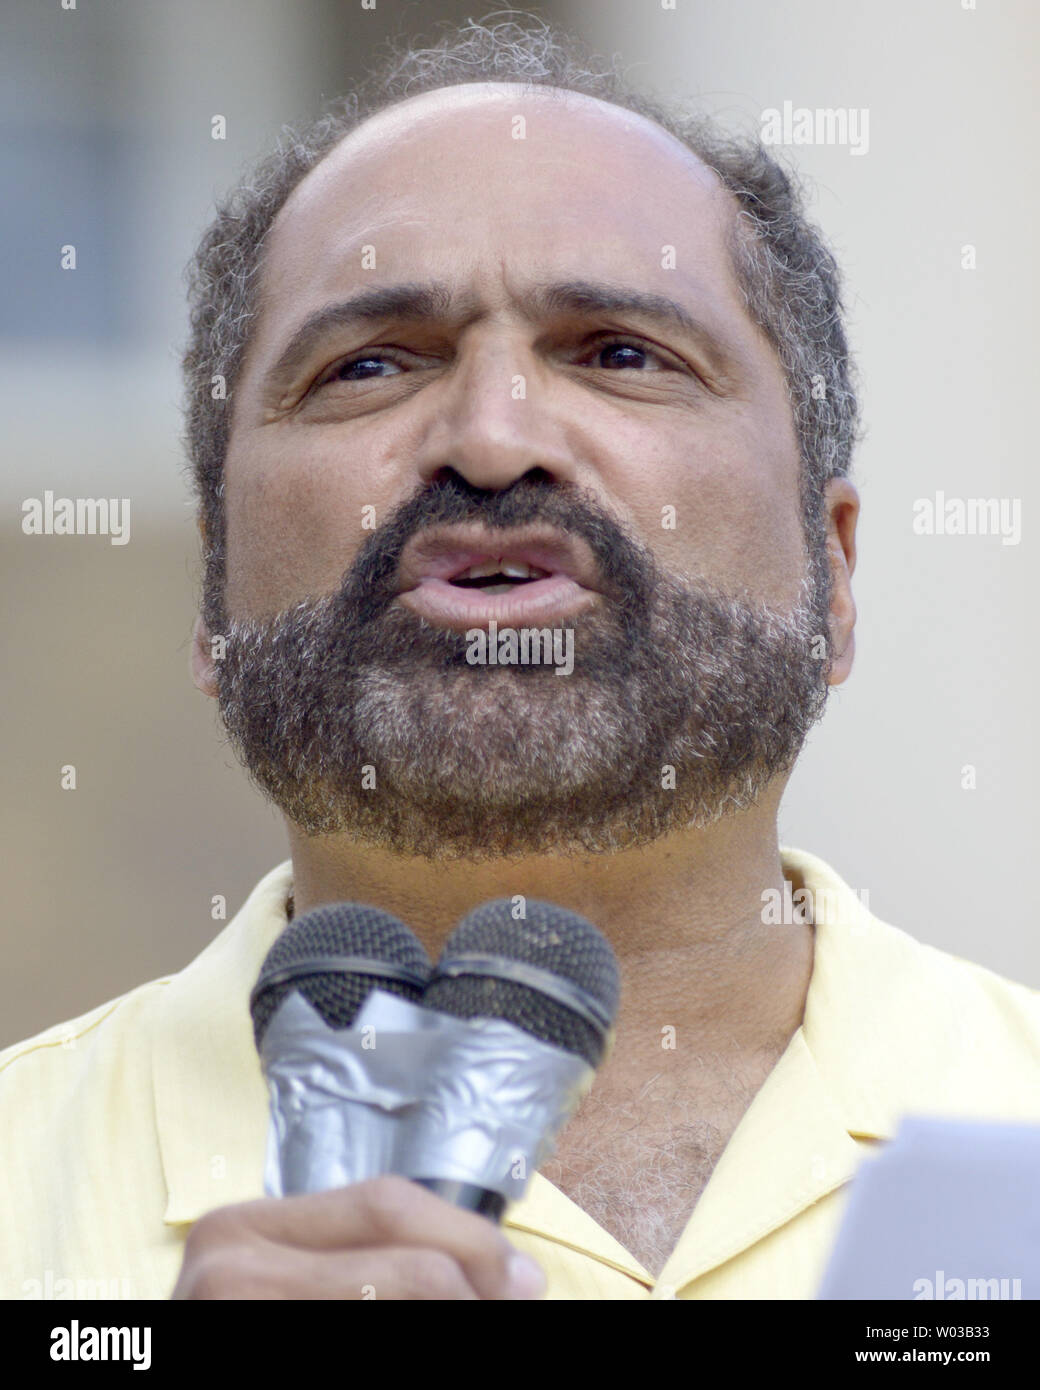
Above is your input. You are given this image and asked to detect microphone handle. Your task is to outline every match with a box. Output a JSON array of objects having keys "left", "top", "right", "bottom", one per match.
[{"left": 412, "top": 1177, "right": 506, "bottom": 1223}]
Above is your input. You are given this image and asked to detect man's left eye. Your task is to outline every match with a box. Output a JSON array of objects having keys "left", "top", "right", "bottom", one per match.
[
  {"left": 593, "top": 340, "right": 668, "bottom": 370},
  {"left": 328, "top": 354, "right": 404, "bottom": 382}
]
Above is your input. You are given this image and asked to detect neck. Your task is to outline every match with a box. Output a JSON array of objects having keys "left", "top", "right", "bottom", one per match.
[{"left": 284, "top": 785, "right": 814, "bottom": 1067}]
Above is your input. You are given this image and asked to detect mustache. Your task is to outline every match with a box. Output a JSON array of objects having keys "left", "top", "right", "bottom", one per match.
[{"left": 343, "top": 473, "right": 658, "bottom": 625}]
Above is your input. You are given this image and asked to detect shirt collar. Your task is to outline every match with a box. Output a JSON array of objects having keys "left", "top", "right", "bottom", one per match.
[
  {"left": 651, "top": 846, "right": 1040, "bottom": 1291},
  {"left": 791, "top": 846, "right": 1040, "bottom": 1135}
]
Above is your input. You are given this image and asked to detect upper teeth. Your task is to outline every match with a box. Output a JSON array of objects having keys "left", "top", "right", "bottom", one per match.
[{"left": 454, "top": 559, "right": 549, "bottom": 581}]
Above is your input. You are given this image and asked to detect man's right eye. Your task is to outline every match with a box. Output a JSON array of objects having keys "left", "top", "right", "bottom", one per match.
[{"left": 317, "top": 353, "right": 405, "bottom": 385}]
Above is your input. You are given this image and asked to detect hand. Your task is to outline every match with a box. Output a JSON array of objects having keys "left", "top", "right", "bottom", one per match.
[{"left": 171, "top": 1175, "right": 547, "bottom": 1300}]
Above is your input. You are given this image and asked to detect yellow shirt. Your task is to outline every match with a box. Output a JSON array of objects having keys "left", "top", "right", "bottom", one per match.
[{"left": 2, "top": 848, "right": 1038, "bottom": 1301}]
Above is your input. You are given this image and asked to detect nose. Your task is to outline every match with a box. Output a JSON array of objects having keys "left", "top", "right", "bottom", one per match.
[{"left": 411, "top": 327, "right": 581, "bottom": 493}]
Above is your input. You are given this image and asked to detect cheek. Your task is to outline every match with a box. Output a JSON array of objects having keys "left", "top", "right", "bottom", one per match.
[
  {"left": 222, "top": 435, "right": 387, "bottom": 617},
  {"left": 600, "top": 411, "right": 806, "bottom": 603}
]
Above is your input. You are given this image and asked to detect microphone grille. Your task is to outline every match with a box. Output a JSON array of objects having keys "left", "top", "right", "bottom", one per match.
[
  {"left": 424, "top": 899, "right": 620, "bottom": 1068},
  {"left": 250, "top": 901, "right": 431, "bottom": 1048}
]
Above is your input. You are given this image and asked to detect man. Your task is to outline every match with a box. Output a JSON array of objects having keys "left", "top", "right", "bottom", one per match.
[{"left": 2, "top": 16, "right": 1038, "bottom": 1302}]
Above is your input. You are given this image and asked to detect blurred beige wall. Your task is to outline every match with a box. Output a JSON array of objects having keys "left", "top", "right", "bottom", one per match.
[
  {"left": 2, "top": 520, "right": 288, "bottom": 1048},
  {"left": 3, "top": 1, "right": 1037, "bottom": 1050}
]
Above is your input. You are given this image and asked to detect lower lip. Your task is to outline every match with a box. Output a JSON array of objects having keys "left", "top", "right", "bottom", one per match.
[{"left": 397, "top": 575, "right": 599, "bottom": 631}]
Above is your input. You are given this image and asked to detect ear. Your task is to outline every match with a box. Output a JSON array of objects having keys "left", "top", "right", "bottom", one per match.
[
  {"left": 190, "top": 613, "right": 219, "bottom": 698},
  {"left": 822, "top": 477, "right": 859, "bottom": 687}
]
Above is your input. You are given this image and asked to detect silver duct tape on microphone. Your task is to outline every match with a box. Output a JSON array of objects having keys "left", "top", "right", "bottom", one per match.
[
  {"left": 261, "top": 989, "right": 595, "bottom": 1202},
  {"left": 260, "top": 990, "right": 420, "bottom": 1196}
]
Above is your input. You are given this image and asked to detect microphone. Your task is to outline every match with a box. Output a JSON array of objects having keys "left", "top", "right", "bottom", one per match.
[
  {"left": 250, "top": 901, "right": 432, "bottom": 1194},
  {"left": 249, "top": 896, "right": 619, "bottom": 1225},
  {"left": 401, "top": 898, "right": 621, "bottom": 1221}
]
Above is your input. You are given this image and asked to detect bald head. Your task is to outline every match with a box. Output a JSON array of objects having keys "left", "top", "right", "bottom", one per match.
[{"left": 278, "top": 80, "right": 723, "bottom": 217}]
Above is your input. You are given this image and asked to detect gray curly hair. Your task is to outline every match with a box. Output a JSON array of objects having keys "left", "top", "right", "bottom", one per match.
[{"left": 183, "top": 11, "right": 858, "bottom": 630}]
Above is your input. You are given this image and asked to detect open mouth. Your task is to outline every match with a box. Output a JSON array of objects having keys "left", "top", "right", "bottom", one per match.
[
  {"left": 447, "top": 559, "right": 553, "bottom": 596},
  {"left": 393, "top": 525, "right": 603, "bottom": 632}
]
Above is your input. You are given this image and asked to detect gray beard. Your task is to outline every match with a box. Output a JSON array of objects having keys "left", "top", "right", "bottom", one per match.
[{"left": 212, "top": 480, "right": 833, "bottom": 860}]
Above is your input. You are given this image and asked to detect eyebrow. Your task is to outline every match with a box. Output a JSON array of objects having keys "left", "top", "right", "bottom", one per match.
[{"left": 262, "top": 278, "right": 738, "bottom": 392}]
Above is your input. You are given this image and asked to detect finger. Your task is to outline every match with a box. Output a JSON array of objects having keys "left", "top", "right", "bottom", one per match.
[
  {"left": 207, "top": 1176, "right": 534, "bottom": 1300},
  {"left": 179, "top": 1240, "right": 483, "bottom": 1301}
]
